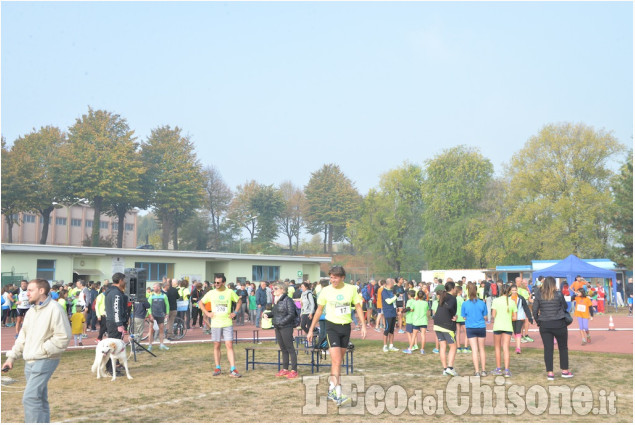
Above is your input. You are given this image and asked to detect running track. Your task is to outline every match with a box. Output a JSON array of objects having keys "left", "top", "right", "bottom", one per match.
[{"left": 2, "top": 313, "right": 631, "bottom": 355}]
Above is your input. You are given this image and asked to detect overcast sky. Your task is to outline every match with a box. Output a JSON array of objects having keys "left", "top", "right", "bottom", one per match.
[{"left": 2, "top": 1, "right": 632, "bottom": 196}]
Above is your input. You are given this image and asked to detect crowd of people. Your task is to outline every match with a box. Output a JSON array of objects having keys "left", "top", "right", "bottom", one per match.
[{"left": 2, "top": 270, "right": 632, "bottom": 421}]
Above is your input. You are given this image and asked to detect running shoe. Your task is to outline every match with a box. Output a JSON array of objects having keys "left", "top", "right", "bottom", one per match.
[
  {"left": 383, "top": 346, "right": 389, "bottom": 353},
  {"left": 432, "top": 348, "right": 439, "bottom": 354},
  {"left": 473, "top": 371, "right": 481, "bottom": 377},
  {"left": 547, "top": 373, "right": 555, "bottom": 381},
  {"left": 586, "top": 335, "right": 591, "bottom": 343},
  {"left": 398, "top": 329, "right": 405, "bottom": 334},
  {"left": 159, "top": 344, "right": 170, "bottom": 350},
  {"left": 456, "top": 347, "right": 463, "bottom": 354},
  {"left": 516, "top": 348, "right": 521, "bottom": 354},
  {"left": 520, "top": 336, "right": 529, "bottom": 343},
  {"left": 443, "top": 368, "right": 458, "bottom": 377},
  {"left": 286, "top": 371, "right": 298, "bottom": 379},
  {"left": 213, "top": 368, "right": 221, "bottom": 376},
  {"left": 581, "top": 340, "right": 587, "bottom": 346},
  {"left": 327, "top": 389, "right": 337, "bottom": 402},
  {"left": 402, "top": 349, "right": 412, "bottom": 354},
  {"left": 412, "top": 344, "right": 418, "bottom": 350},
  {"left": 480, "top": 371, "right": 488, "bottom": 377},
  {"left": 78, "top": 342, "right": 83, "bottom": 346},
  {"left": 561, "top": 371, "right": 574, "bottom": 379},
  {"left": 491, "top": 368, "right": 503, "bottom": 376},
  {"left": 389, "top": 346, "right": 400, "bottom": 352},
  {"left": 229, "top": 369, "right": 242, "bottom": 378},
  {"left": 510, "top": 337, "right": 515, "bottom": 343},
  {"left": 337, "top": 394, "right": 350, "bottom": 406},
  {"left": 147, "top": 345, "right": 152, "bottom": 352},
  {"left": 374, "top": 328, "right": 382, "bottom": 333},
  {"left": 275, "top": 369, "right": 289, "bottom": 377},
  {"left": 524, "top": 335, "right": 534, "bottom": 342},
  {"left": 420, "top": 349, "right": 425, "bottom": 355},
  {"left": 503, "top": 369, "right": 512, "bottom": 377}
]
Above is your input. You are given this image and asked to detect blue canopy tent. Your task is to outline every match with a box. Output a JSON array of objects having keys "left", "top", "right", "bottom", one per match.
[{"left": 534, "top": 254, "right": 618, "bottom": 310}]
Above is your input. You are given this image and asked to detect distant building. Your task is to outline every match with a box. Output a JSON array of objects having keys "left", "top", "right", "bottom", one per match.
[{"left": 1, "top": 204, "right": 138, "bottom": 248}]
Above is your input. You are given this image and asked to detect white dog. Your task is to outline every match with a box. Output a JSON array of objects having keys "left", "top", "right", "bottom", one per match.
[{"left": 91, "top": 338, "right": 133, "bottom": 381}]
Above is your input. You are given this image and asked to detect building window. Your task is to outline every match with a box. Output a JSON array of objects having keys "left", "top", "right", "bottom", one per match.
[
  {"left": 86, "top": 220, "right": 93, "bottom": 228},
  {"left": 24, "top": 214, "right": 36, "bottom": 223},
  {"left": 100, "top": 221, "right": 109, "bottom": 230},
  {"left": 71, "top": 218, "right": 82, "bottom": 227},
  {"left": 252, "top": 266, "right": 280, "bottom": 282},
  {"left": 10, "top": 214, "right": 18, "bottom": 220},
  {"left": 134, "top": 262, "right": 172, "bottom": 281},
  {"left": 37, "top": 259, "right": 55, "bottom": 281},
  {"left": 112, "top": 222, "right": 118, "bottom": 231},
  {"left": 55, "top": 217, "right": 67, "bottom": 226},
  {"left": 125, "top": 223, "right": 134, "bottom": 231}
]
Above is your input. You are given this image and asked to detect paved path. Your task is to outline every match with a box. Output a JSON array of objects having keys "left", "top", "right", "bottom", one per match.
[{"left": 2, "top": 313, "right": 632, "bottom": 354}]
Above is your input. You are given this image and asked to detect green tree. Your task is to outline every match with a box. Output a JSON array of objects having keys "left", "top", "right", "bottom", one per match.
[
  {"left": 610, "top": 150, "right": 633, "bottom": 268},
  {"left": 277, "top": 181, "right": 305, "bottom": 253},
  {"left": 421, "top": 145, "right": 494, "bottom": 268},
  {"left": 1, "top": 137, "right": 27, "bottom": 243},
  {"left": 141, "top": 125, "right": 205, "bottom": 250},
  {"left": 9, "top": 127, "right": 67, "bottom": 244},
  {"left": 501, "top": 122, "right": 624, "bottom": 262},
  {"left": 137, "top": 213, "right": 161, "bottom": 248},
  {"left": 250, "top": 184, "right": 284, "bottom": 245},
  {"left": 179, "top": 210, "right": 212, "bottom": 251},
  {"left": 63, "top": 108, "right": 139, "bottom": 247},
  {"left": 202, "top": 165, "right": 232, "bottom": 251},
  {"left": 351, "top": 163, "right": 425, "bottom": 275},
  {"left": 227, "top": 180, "right": 260, "bottom": 245},
  {"left": 304, "top": 164, "right": 361, "bottom": 254}
]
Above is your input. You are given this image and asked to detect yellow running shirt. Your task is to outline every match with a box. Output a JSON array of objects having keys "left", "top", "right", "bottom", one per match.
[
  {"left": 201, "top": 288, "right": 239, "bottom": 328},
  {"left": 317, "top": 284, "right": 363, "bottom": 325}
]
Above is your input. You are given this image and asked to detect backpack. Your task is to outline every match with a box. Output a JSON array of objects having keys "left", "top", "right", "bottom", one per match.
[
  {"left": 361, "top": 286, "right": 370, "bottom": 302},
  {"left": 490, "top": 283, "right": 498, "bottom": 296}
]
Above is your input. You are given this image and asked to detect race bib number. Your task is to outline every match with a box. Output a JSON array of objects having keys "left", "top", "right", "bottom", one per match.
[
  {"left": 19, "top": 300, "right": 29, "bottom": 308},
  {"left": 335, "top": 305, "right": 351, "bottom": 316},
  {"left": 564, "top": 295, "right": 571, "bottom": 302},
  {"left": 215, "top": 305, "right": 228, "bottom": 314},
  {"left": 397, "top": 294, "right": 404, "bottom": 302},
  {"left": 576, "top": 304, "right": 586, "bottom": 313}
]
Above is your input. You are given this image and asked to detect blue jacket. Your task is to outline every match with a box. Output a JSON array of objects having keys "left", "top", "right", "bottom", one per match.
[{"left": 255, "top": 287, "right": 267, "bottom": 307}]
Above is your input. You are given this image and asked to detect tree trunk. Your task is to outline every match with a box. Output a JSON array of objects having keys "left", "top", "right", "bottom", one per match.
[
  {"left": 172, "top": 219, "right": 179, "bottom": 250},
  {"left": 327, "top": 223, "right": 333, "bottom": 254},
  {"left": 116, "top": 208, "right": 126, "bottom": 248},
  {"left": 161, "top": 212, "right": 170, "bottom": 250},
  {"left": 323, "top": 224, "right": 328, "bottom": 254},
  {"left": 5, "top": 215, "right": 14, "bottom": 243},
  {"left": 39, "top": 205, "right": 55, "bottom": 245},
  {"left": 91, "top": 196, "right": 102, "bottom": 247}
]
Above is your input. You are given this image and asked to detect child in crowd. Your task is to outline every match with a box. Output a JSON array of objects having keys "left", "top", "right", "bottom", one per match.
[
  {"left": 455, "top": 286, "right": 470, "bottom": 354},
  {"left": 403, "top": 290, "right": 416, "bottom": 353},
  {"left": 510, "top": 285, "right": 534, "bottom": 354},
  {"left": 71, "top": 306, "right": 86, "bottom": 346},
  {"left": 461, "top": 282, "right": 488, "bottom": 376},
  {"left": 595, "top": 283, "right": 605, "bottom": 315},
  {"left": 432, "top": 282, "right": 458, "bottom": 376},
  {"left": 430, "top": 288, "right": 440, "bottom": 354},
  {"left": 412, "top": 290, "right": 429, "bottom": 354},
  {"left": 491, "top": 284, "right": 516, "bottom": 377},
  {"left": 248, "top": 290, "right": 258, "bottom": 325},
  {"left": 574, "top": 288, "right": 593, "bottom": 345},
  {"left": 589, "top": 286, "right": 598, "bottom": 316},
  {"left": 57, "top": 289, "right": 68, "bottom": 319}
]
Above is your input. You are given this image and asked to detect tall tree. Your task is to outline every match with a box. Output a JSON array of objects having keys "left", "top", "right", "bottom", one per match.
[
  {"left": 351, "top": 163, "right": 425, "bottom": 275},
  {"left": 277, "top": 181, "right": 305, "bottom": 253},
  {"left": 202, "top": 165, "right": 232, "bottom": 251},
  {"left": 304, "top": 164, "right": 361, "bottom": 254},
  {"left": 179, "top": 210, "right": 212, "bottom": 251},
  {"left": 63, "top": 108, "right": 138, "bottom": 246},
  {"left": 502, "top": 122, "right": 624, "bottom": 262},
  {"left": 141, "top": 125, "right": 205, "bottom": 250},
  {"left": 421, "top": 145, "right": 494, "bottom": 268},
  {"left": 250, "top": 184, "right": 284, "bottom": 246},
  {"left": 9, "top": 127, "right": 67, "bottom": 244},
  {"left": 1, "top": 138, "right": 27, "bottom": 243},
  {"left": 610, "top": 150, "right": 633, "bottom": 268},
  {"left": 227, "top": 180, "right": 260, "bottom": 245}
]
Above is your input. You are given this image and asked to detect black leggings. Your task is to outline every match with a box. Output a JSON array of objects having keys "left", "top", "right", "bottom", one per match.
[
  {"left": 384, "top": 317, "right": 396, "bottom": 336},
  {"left": 275, "top": 326, "right": 297, "bottom": 371},
  {"left": 191, "top": 306, "right": 203, "bottom": 327},
  {"left": 539, "top": 324, "right": 569, "bottom": 372},
  {"left": 98, "top": 316, "right": 108, "bottom": 340},
  {"left": 300, "top": 314, "right": 312, "bottom": 334}
]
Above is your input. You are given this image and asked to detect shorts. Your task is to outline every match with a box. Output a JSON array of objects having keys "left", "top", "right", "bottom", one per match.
[
  {"left": 384, "top": 317, "right": 397, "bottom": 336},
  {"left": 466, "top": 328, "right": 486, "bottom": 339},
  {"left": 435, "top": 331, "right": 455, "bottom": 344},
  {"left": 396, "top": 301, "right": 404, "bottom": 309},
  {"left": 405, "top": 323, "right": 414, "bottom": 333},
  {"left": 577, "top": 317, "right": 589, "bottom": 331},
  {"left": 362, "top": 302, "right": 368, "bottom": 312},
  {"left": 456, "top": 321, "right": 465, "bottom": 327},
  {"left": 17, "top": 308, "right": 29, "bottom": 317},
  {"left": 493, "top": 330, "right": 512, "bottom": 335},
  {"left": 413, "top": 324, "right": 426, "bottom": 330},
  {"left": 211, "top": 326, "right": 234, "bottom": 343},
  {"left": 325, "top": 322, "right": 351, "bottom": 348},
  {"left": 376, "top": 308, "right": 382, "bottom": 314},
  {"left": 513, "top": 320, "right": 524, "bottom": 335},
  {"left": 153, "top": 316, "right": 165, "bottom": 325}
]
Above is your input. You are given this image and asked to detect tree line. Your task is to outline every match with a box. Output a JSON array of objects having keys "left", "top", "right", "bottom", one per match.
[{"left": 2, "top": 108, "right": 632, "bottom": 273}]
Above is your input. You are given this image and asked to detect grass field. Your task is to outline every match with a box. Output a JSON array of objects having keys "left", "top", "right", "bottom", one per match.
[{"left": 1, "top": 339, "right": 632, "bottom": 423}]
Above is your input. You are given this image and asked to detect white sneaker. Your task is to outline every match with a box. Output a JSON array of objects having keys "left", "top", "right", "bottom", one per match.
[
  {"left": 159, "top": 344, "right": 170, "bottom": 350},
  {"left": 383, "top": 346, "right": 389, "bottom": 352},
  {"left": 389, "top": 346, "right": 400, "bottom": 352}
]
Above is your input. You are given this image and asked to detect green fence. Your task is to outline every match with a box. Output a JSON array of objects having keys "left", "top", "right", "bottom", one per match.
[{"left": 1, "top": 272, "right": 28, "bottom": 287}]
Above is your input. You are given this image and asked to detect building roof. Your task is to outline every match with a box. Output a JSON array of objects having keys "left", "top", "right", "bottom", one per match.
[{"left": 1, "top": 244, "right": 331, "bottom": 264}]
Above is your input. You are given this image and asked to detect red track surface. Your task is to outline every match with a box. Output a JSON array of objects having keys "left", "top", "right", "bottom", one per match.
[{"left": 2, "top": 313, "right": 632, "bottom": 355}]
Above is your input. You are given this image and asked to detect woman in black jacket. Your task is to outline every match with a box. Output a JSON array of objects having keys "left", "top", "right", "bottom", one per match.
[
  {"left": 269, "top": 282, "right": 298, "bottom": 379},
  {"left": 532, "top": 276, "right": 574, "bottom": 380}
]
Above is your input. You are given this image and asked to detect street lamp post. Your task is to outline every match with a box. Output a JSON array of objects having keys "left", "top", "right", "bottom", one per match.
[{"left": 226, "top": 216, "right": 257, "bottom": 254}]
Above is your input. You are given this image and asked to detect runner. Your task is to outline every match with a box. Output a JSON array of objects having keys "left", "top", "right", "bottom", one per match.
[
  {"left": 14, "top": 280, "right": 30, "bottom": 339},
  {"left": 381, "top": 279, "right": 399, "bottom": 352},
  {"left": 199, "top": 274, "right": 242, "bottom": 377},
  {"left": 433, "top": 281, "right": 458, "bottom": 376},
  {"left": 461, "top": 282, "right": 488, "bottom": 376},
  {"left": 412, "top": 290, "right": 429, "bottom": 353},
  {"left": 491, "top": 284, "right": 516, "bottom": 377},
  {"left": 306, "top": 266, "right": 366, "bottom": 406}
]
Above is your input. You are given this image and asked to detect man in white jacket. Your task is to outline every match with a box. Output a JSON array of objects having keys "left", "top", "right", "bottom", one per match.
[{"left": 3, "top": 279, "right": 71, "bottom": 423}]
